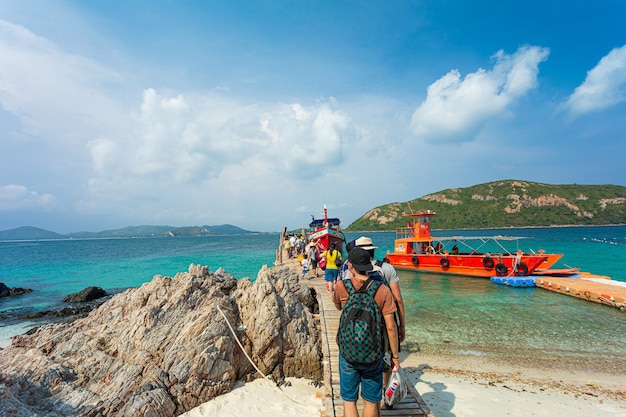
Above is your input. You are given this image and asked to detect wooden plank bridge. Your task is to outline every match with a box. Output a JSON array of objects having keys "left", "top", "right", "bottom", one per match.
[{"left": 276, "top": 240, "right": 435, "bottom": 417}]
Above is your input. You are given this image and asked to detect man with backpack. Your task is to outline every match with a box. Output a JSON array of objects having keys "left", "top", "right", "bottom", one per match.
[
  {"left": 343, "top": 236, "right": 406, "bottom": 399},
  {"left": 332, "top": 247, "right": 400, "bottom": 417}
]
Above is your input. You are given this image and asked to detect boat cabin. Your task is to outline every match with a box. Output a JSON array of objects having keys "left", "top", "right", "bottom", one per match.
[{"left": 394, "top": 210, "right": 436, "bottom": 255}]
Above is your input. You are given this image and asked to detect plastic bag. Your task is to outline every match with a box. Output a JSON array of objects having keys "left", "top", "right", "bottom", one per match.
[
  {"left": 383, "top": 371, "right": 407, "bottom": 406},
  {"left": 318, "top": 257, "right": 327, "bottom": 270}
]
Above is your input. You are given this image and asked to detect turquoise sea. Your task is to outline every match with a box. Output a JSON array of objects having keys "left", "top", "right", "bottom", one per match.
[{"left": 1, "top": 226, "right": 625, "bottom": 373}]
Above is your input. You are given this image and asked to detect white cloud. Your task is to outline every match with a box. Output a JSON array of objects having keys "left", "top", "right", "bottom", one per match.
[
  {"left": 0, "top": 19, "right": 128, "bottom": 142},
  {"left": 411, "top": 45, "right": 550, "bottom": 143},
  {"left": 83, "top": 89, "right": 354, "bottom": 209},
  {"left": 0, "top": 184, "right": 56, "bottom": 210},
  {"left": 564, "top": 44, "right": 626, "bottom": 115}
]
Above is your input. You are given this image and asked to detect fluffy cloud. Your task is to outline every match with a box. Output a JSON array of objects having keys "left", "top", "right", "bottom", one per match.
[
  {"left": 411, "top": 45, "right": 550, "bottom": 143},
  {"left": 564, "top": 44, "right": 626, "bottom": 115},
  {"left": 85, "top": 89, "right": 352, "bottom": 200},
  {"left": 0, "top": 184, "right": 56, "bottom": 211}
]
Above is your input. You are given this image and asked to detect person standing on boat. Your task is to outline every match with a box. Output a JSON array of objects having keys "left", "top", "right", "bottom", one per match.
[
  {"left": 322, "top": 242, "right": 342, "bottom": 293},
  {"left": 332, "top": 248, "right": 400, "bottom": 417}
]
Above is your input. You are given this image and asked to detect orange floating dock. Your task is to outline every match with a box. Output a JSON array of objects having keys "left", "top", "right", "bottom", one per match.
[{"left": 534, "top": 273, "right": 626, "bottom": 310}]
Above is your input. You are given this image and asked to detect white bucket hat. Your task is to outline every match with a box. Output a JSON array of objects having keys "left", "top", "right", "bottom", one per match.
[{"left": 355, "top": 236, "right": 377, "bottom": 250}]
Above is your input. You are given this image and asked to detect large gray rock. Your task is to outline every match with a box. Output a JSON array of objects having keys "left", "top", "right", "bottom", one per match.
[{"left": 0, "top": 264, "right": 322, "bottom": 416}]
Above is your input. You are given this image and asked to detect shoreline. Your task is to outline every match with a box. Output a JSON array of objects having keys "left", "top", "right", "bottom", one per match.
[
  {"left": 401, "top": 351, "right": 625, "bottom": 398},
  {"left": 179, "top": 350, "right": 625, "bottom": 417},
  {"left": 402, "top": 351, "right": 625, "bottom": 417}
]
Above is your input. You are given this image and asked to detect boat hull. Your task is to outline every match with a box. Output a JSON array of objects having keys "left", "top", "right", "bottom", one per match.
[
  {"left": 309, "top": 228, "right": 344, "bottom": 251},
  {"left": 385, "top": 253, "right": 548, "bottom": 278}
]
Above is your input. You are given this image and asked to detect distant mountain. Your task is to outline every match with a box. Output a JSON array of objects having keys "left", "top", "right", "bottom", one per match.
[
  {"left": 0, "top": 226, "right": 64, "bottom": 241},
  {"left": 67, "top": 225, "right": 174, "bottom": 239},
  {"left": 201, "top": 224, "right": 253, "bottom": 235},
  {"left": 0, "top": 224, "right": 258, "bottom": 241},
  {"left": 346, "top": 180, "right": 626, "bottom": 231}
]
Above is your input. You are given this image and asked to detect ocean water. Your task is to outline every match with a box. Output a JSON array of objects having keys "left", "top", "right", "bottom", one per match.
[{"left": 1, "top": 227, "right": 625, "bottom": 373}]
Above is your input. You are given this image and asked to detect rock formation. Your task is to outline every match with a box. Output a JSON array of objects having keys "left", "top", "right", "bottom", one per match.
[
  {"left": 0, "top": 283, "right": 33, "bottom": 298},
  {"left": 0, "top": 264, "right": 322, "bottom": 417},
  {"left": 63, "top": 286, "right": 108, "bottom": 303}
]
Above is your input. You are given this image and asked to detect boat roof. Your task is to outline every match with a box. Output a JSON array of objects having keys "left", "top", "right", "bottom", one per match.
[
  {"left": 397, "top": 234, "right": 538, "bottom": 255},
  {"left": 434, "top": 235, "right": 529, "bottom": 241},
  {"left": 309, "top": 218, "right": 341, "bottom": 228}
]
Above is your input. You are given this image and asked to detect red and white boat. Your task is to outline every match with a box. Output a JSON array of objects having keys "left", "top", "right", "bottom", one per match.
[
  {"left": 308, "top": 205, "right": 345, "bottom": 252},
  {"left": 384, "top": 209, "right": 567, "bottom": 278}
]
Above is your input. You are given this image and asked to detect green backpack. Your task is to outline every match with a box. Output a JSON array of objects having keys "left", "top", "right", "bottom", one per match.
[{"left": 336, "top": 277, "right": 384, "bottom": 365}]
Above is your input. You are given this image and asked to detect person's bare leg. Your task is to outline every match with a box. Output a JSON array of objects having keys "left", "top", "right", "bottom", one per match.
[
  {"left": 363, "top": 399, "right": 379, "bottom": 417},
  {"left": 343, "top": 400, "right": 359, "bottom": 417}
]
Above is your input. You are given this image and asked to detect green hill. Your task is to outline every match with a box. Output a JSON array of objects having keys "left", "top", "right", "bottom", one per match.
[
  {"left": 0, "top": 224, "right": 257, "bottom": 240},
  {"left": 346, "top": 180, "right": 626, "bottom": 231},
  {"left": 0, "top": 226, "right": 64, "bottom": 240}
]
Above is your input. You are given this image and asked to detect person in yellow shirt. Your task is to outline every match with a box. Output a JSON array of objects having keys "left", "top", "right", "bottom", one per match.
[{"left": 322, "top": 242, "right": 342, "bottom": 293}]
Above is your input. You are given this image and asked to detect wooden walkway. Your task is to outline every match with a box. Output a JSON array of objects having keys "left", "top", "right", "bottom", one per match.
[
  {"left": 309, "top": 276, "right": 435, "bottom": 417},
  {"left": 275, "top": 241, "right": 434, "bottom": 417}
]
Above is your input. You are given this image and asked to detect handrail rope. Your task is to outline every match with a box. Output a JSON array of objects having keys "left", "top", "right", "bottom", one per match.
[{"left": 216, "top": 304, "right": 313, "bottom": 407}]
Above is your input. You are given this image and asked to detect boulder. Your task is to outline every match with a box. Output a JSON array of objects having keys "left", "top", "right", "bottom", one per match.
[
  {"left": 0, "top": 283, "right": 33, "bottom": 298},
  {"left": 0, "top": 264, "right": 322, "bottom": 417},
  {"left": 63, "top": 286, "right": 108, "bottom": 303}
]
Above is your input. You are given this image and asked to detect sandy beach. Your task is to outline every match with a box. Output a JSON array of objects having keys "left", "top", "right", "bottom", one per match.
[
  {"left": 180, "top": 351, "right": 625, "bottom": 417},
  {"left": 403, "top": 352, "right": 625, "bottom": 417}
]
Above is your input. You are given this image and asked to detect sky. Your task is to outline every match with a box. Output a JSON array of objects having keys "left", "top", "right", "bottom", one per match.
[{"left": 1, "top": 0, "right": 625, "bottom": 234}]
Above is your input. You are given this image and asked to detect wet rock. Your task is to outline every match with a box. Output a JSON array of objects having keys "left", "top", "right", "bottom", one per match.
[{"left": 0, "top": 282, "right": 33, "bottom": 298}]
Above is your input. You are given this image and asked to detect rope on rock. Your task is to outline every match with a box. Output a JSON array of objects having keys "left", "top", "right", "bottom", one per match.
[
  {"left": 216, "top": 304, "right": 267, "bottom": 379},
  {"left": 216, "top": 304, "right": 315, "bottom": 408}
]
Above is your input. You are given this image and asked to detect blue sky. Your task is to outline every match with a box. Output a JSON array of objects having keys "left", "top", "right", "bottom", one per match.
[{"left": 1, "top": 1, "right": 625, "bottom": 233}]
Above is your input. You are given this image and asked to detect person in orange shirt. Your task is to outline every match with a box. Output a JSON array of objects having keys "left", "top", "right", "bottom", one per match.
[{"left": 332, "top": 248, "right": 400, "bottom": 417}]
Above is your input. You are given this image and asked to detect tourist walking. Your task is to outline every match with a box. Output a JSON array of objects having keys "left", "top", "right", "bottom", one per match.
[
  {"left": 307, "top": 242, "right": 319, "bottom": 278},
  {"left": 322, "top": 242, "right": 341, "bottom": 293},
  {"left": 340, "top": 236, "right": 406, "bottom": 394},
  {"left": 332, "top": 247, "right": 400, "bottom": 417},
  {"left": 301, "top": 254, "right": 309, "bottom": 280}
]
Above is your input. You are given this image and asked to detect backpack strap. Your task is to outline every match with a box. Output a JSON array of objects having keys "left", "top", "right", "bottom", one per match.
[
  {"left": 357, "top": 277, "right": 381, "bottom": 297},
  {"left": 343, "top": 275, "right": 356, "bottom": 296},
  {"left": 345, "top": 277, "right": 380, "bottom": 297}
]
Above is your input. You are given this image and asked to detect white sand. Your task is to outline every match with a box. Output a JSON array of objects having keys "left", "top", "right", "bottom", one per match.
[
  {"left": 179, "top": 353, "right": 625, "bottom": 417},
  {"left": 178, "top": 377, "right": 322, "bottom": 417},
  {"left": 403, "top": 352, "right": 625, "bottom": 417}
]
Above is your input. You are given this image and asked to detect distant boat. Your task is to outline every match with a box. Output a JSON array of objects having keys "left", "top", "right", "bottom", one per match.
[
  {"left": 384, "top": 209, "right": 569, "bottom": 278},
  {"left": 308, "top": 205, "right": 345, "bottom": 252}
]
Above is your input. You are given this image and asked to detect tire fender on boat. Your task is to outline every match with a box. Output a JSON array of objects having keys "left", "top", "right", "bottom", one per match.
[
  {"left": 440, "top": 257, "right": 450, "bottom": 268},
  {"left": 482, "top": 256, "right": 495, "bottom": 269},
  {"left": 515, "top": 262, "right": 529, "bottom": 275},
  {"left": 495, "top": 263, "right": 508, "bottom": 275},
  {"left": 411, "top": 256, "right": 419, "bottom": 265}
]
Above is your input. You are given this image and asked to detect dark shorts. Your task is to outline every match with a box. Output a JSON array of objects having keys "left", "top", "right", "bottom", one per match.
[{"left": 339, "top": 353, "right": 384, "bottom": 403}]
